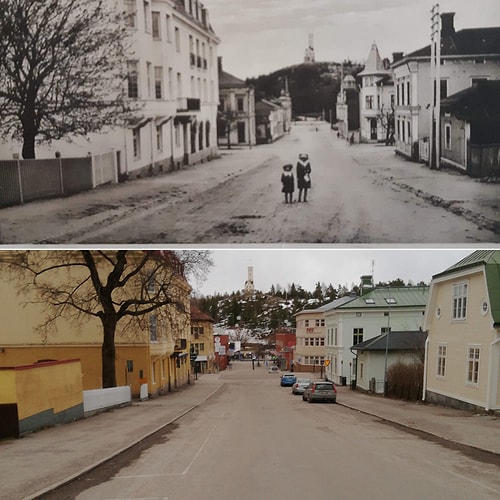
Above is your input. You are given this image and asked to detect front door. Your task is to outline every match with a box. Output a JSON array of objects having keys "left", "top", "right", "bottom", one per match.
[
  {"left": 237, "top": 122, "right": 246, "bottom": 143},
  {"left": 370, "top": 118, "right": 378, "bottom": 140}
]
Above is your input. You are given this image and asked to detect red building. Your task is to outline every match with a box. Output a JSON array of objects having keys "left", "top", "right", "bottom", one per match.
[
  {"left": 214, "top": 333, "right": 230, "bottom": 371},
  {"left": 275, "top": 328, "right": 296, "bottom": 370}
]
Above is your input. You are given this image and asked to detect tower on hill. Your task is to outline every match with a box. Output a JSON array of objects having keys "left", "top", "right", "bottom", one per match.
[
  {"left": 304, "top": 33, "right": 315, "bottom": 63},
  {"left": 244, "top": 266, "right": 254, "bottom": 296}
]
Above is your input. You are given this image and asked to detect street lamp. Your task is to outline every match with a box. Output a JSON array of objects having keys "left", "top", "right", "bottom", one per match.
[{"left": 383, "top": 287, "right": 392, "bottom": 396}]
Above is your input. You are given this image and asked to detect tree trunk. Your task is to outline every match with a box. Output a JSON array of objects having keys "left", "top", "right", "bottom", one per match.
[
  {"left": 21, "top": 93, "right": 37, "bottom": 159},
  {"left": 227, "top": 122, "right": 231, "bottom": 150},
  {"left": 101, "top": 315, "right": 118, "bottom": 388}
]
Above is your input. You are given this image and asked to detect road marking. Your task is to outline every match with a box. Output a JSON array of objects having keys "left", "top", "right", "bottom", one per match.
[{"left": 181, "top": 423, "right": 217, "bottom": 476}]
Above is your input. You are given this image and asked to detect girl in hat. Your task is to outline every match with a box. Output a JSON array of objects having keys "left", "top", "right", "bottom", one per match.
[
  {"left": 296, "top": 153, "right": 311, "bottom": 202},
  {"left": 281, "top": 164, "right": 294, "bottom": 204}
]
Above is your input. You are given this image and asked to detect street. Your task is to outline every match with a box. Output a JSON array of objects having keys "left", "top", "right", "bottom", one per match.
[
  {"left": 42, "top": 362, "right": 500, "bottom": 500},
  {"left": 1, "top": 121, "right": 500, "bottom": 244}
]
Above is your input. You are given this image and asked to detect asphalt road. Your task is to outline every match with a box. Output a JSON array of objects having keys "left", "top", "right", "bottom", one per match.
[{"left": 42, "top": 363, "right": 500, "bottom": 500}]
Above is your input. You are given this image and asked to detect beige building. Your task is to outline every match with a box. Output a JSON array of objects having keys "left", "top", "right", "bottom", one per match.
[
  {"left": 294, "top": 304, "right": 330, "bottom": 374},
  {"left": 0, "top": 250, "right": 192, "bottom": 398},
  {"left": 424, "top": 251, "right": 500, "bottom": 412}
]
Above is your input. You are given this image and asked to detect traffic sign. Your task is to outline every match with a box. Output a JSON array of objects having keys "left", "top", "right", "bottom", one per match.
[{"left": 324, "top": 360, "right": 331, "bottom": 366}]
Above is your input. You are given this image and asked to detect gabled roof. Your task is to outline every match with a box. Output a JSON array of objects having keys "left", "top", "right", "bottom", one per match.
[
  {"left": 295, "top": 295, "right": 357, "bottom": 317},
  {"left": 433, "top": 250, "right": 500, "bottom": 326},
  {"left": 255, "top": 99, "right": 282, "bottom": 111},
  {"left": 406, "top": 27, "right": 500, "bottom": 59},
  {"left": 351, "top": 330, "right": 427, "bottom": 351},
  {"left": 338, "top": 286, "right": 429, "bottom": 310},
  {"left": 219, "top": 70, "right": 247, "bottom": 89},
  {"left": 441, "top": 80, "right": 500, "bottom": 120},
  {"left": 190, "top": 305, "right": 215, "bottom": 323}
]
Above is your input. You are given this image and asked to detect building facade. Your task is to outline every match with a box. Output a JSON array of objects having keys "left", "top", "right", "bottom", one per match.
[
  {"left": 359, "top": 43, "right": 394, "bottom": 143},
  {"left": 391, "top": 12, "right": 500, "bottom": 163},
  {"left": 0, "top": 0, "right": 221, "bottom": 180},
  {"left": 0, "top": 250, "right": 192, "bottom": 398},
  {"left": 423, "top": 251, "right": 500, "bottom": 412},
  {"left": 218, "top": 58, "right": 256, "bottom": 148},
  {"left": 336, "top": 75, "right": 360, "bottom": 141},
  {"left": 190, "top": 304, "right": 216, "bottom": 374},
  {"left": 325, "top": 286, "right": 429, "bottom": 385}
]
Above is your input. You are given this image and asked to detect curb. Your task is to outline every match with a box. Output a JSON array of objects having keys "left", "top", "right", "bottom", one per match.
[{"left": 25, "top": 383, "right": 224, "bottom": 500}]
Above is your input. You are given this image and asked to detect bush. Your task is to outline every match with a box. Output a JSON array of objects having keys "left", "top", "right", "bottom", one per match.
[{"left": 386, "top": 361, "right": 424, "bottom": 401}]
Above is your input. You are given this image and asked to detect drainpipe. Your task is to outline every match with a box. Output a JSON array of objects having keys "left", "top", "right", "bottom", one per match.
[
  {"left": 350, "top": 347, "right": 358, "bottom": 390},
  {"left": 486, "top": 334, "right": 500, "bottom": 411},
  {"left": 422, "top": 334, "right": 430, "bottom": 401}
]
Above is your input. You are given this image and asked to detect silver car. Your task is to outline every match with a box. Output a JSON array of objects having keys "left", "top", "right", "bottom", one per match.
[
  {"left": 302, "top": 381, "right": 337, "bottom": 403},
  {"left": 291, "top": 378, "right": 312, "bottom": 395}
]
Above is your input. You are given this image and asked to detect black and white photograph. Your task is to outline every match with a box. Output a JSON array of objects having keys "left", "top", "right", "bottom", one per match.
[{"left": 0, "top": 0, "right": 499, "bottom": 243}]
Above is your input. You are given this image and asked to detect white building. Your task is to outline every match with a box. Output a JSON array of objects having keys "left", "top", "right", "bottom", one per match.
[
  {"left": 324, "top": 285, "right": 429, "bottom": 385},
  {"left": 1, "top": 0, "right": 220, "bottom": 181},
  {"left": 358, "top": 43, "right": 394, "bottom": 143}
]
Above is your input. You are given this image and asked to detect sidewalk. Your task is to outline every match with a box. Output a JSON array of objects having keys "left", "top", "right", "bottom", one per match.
[{"left": 1, "top": 372, "right": 499, "bottom": 500}]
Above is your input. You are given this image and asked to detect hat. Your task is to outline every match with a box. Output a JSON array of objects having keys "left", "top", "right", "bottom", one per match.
[
  {"left": 299, "top": 153, "right": 309, "bottom": 160},
  {"left": 283, "top": 164, "right": 293, "bottom": 171}
]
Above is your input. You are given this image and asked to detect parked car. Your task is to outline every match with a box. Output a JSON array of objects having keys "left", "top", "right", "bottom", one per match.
[
  {"left": 268, "top": 365, "right": 279, "bottom": 373},
  {"left": 302, "top": 381, "right": 337, "bottom": 403},
  {"left": 291, "top": 378, "right": 312, "bottom": 395},
  {"left": 280, "top": 374, "right": 297, "bottom": 387}
]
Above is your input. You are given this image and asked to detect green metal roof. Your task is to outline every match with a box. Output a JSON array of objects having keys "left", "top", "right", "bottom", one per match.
[
  {"left": 337, "top": 286, "right": 429, "bottom": 310},
  {"left": 434, "top": 250, "right": 500, "bottom": 326}
]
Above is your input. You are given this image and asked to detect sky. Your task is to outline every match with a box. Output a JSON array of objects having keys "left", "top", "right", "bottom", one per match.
[
  {"left": 192, "top": 248, "right": 476, "bottom": 296},
  {"left": 204, "top": 0, "right": 500, "bottom": 79}
]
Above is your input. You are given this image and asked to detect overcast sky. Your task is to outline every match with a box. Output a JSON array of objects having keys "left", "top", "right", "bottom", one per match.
[
  {"left": 192, "top": 248, "right": 476, "bottom": 296},
  {"left": 204, "top": 0, "right": 500, "bottom": 79}
]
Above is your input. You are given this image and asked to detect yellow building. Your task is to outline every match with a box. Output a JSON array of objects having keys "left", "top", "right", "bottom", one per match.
[
  {"left": 190, "top": 304, "right": 216, "bottom": 374},
  {"left": 424, "top": 251, "right": 500, "bottom": 412},
  {"left": 0, "top": 250, "right": 192, "bottom": 397}
]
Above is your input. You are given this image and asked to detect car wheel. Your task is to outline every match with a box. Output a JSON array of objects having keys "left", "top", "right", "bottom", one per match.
[
  {"left": 302, "top": 395, "right": 306, "bottom": 401},
  {"left": 308, "top": 397, "right": 313, "bottom": 403}
]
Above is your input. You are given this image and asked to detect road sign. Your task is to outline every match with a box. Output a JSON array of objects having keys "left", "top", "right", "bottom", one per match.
[{"left": 324, "top": 360, "right": 331, "bottom": 366}]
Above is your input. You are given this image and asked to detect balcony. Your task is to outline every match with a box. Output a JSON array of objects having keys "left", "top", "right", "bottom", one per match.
[{"left": 177, "top": 97, "right": 201, "bottom": 112}]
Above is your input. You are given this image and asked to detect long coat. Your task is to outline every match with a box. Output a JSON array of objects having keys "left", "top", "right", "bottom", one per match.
[
  {"left": 296, "top": 159, "right": 311, "bottom": 189},
  {"left": 281, "top": 172, "right": 294, "bottom": 193}
]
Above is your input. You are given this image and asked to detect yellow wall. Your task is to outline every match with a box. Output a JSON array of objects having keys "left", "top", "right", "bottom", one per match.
[{"left": 0, "top": 369, "right": 16, "bottom": 403}]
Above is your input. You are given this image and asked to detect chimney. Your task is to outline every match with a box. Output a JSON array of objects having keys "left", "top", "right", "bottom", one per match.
[
  {"left": 441, "top": 12, "right": 455, "bottom": 37},
  {"left": 392, "top": 52, "right": 404, "bottom": 64},
  {"left": 218, "top": 56, "right": 222, "bottom": 73}
]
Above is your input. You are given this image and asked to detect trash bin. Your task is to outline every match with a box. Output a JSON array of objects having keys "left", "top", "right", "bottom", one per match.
[
  {"left": 341, "top": 376, "right": 347, "bottom": 386},
  {"left": 351, "top": 380, "right": 357, "bottom": 390}
]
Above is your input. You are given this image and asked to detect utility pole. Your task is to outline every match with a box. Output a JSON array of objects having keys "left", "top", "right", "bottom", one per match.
[{"left": 430, "top": 4, "right": 441, "bottom": 168}]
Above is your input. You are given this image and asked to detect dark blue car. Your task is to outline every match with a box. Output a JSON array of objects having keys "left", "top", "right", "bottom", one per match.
[{"left": 280, "top": 373, "right": 297, "bottom": 387}]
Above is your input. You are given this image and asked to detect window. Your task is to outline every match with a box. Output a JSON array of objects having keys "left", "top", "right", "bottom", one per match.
[
  {"left": 304, "top": 319, "right": 309, "bottom": 327},
  {"left": 147, "top": 270, "right": 155, "bottom": 293},
  {"left": 127, "top": 61, "right": 139, "bottom": 98},
  {"left": 444, "top": 122, "right": 451, "bottom": 150},
  {"left": 396, "top": 84, "right": 400, "bottom": 106},
  {"left": 320, "top": 337, "right": 325, "bottom": 346},
  {"left": 199, "top": 343, "right": 205, "bottom": 352},
  {"left": 156, "top": 125, "right": 162, "bottom": 151},
  {"left": 440, "top": 79, "right": 448, "bottom": 99},
  {"left": 177, "top": 72, "right": 182, "bottom": 98},
  {"left": 168, "top": 68, "right": 173, "bottom": 99},
  {"left": 315, "top": 319, "right": 325, "bottom": 327},
  {"left": 189, "top": 35, "right": 195, "bottom": 66},
  {"left": 191, "top": 326, "right": 204, "bottom": 338},
  {"left": 133, "top": 127, "right": 141, "bottom": 158},
  {"left": 175, "top": 27, "right": 180, "bottom": 52},
  {"left": 356, "top": 312, "right": 362, "bottom": 317},
  {"left": 353, "top": 328, "right": 363, "bottom": 345},
  {"left": 143, "top": 1, "right": 150, "bottom": 33},
  {"left": 175, "top": 124, "right": 180, "bottom": 146},
  {"left": 406, "top": 81, "right": 410, "bottom": 105},
  {"left": 149, "top": 314, "right": 158, "bottom": 342},
  {"left": 437, "top": 344, "right": 447, "bottom": 377},
  {"left": 364, "top": 298, "right": 375, "bottom": 304},
  {"left": 381, "top": 326, "right": 391, "bottom": 334},
  {"left": 385, "top": 297, "right": 397, "bottom": 304},
  {"left": 365, "top": 95, "right": 373, "bottom": 109},
  {"left": 360, "top": 362, "right": 364, "bottom": 379},
  {"left": 406, "top": 120, "right": 411, "bottom": 144},
  {"left": 166, "top": 14, "right": 172, "bottom": 42},
  {"left": 334, "top": 328, "right": 337, "bottom": 346},
  {"left": 237, "top": 97, "right": 244, "bottom": 112},
  {"left": 452, "top": 282, "right": 468, "bottom": 320},
  {"left": 467, "top": 346, "right": 480, "bottom": 385},
  {"left": 154, "top": 66, "right": 163, "bottom": 99},
  {"left": 152, "top": 11, "right": 161, "bottom": 39},
  {"left": 401, "top": 82, "right": 405, "bottom": 106},
  {"left": 146, "top": 62, "right": 152, "bottom": 98},
  {"left": 125, "top": 0, "right": 137, "bottom": 28}
]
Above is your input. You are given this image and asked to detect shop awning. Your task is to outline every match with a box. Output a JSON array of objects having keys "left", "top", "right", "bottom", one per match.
[
  {"left": 195, "top": 355, "right": 208, "bottom": 362},
  {"left": 127, "top": 116, "right": 152, "bottom": 129}
]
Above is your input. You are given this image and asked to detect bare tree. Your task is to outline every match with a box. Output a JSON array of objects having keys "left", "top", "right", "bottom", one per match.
[
  {"left": 377, "top": 103, "right": 395, "bottom": 145},
  {"left": 0, "top": 0, "right": 131, "bottom": 159},
  {"left": 0, "top": 250, "right": 213, "bottom": 388}
]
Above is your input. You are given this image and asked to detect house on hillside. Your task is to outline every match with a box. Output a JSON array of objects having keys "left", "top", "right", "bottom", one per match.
[
  {"left": 391, "top": 12, "right": 500, "bottom": 163},
  {"left": 423, "top": 250, "right": 500, "bottom": 412},
  {"left": 440, "top": 80, "right": 500, "bottom": 177},
  {"left": 0, "top": 251, "right": 192, "bottom": 398},
  {"left": 351, "top": 330, "right": 427, "bottom": 393},
  {"left": 217, "top": 58, "right": 256, "bottom": 148},
  {"left": 359, "top": 43, "right": 395, "bottom": 143},
  {"left": 325, "top": 281, "right": 429, "bottom": 386}
]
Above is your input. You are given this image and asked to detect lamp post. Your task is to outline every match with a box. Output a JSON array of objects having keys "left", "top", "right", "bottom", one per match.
[{"left": 383, "top": 287, "right": 391, "bottom": 396}]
